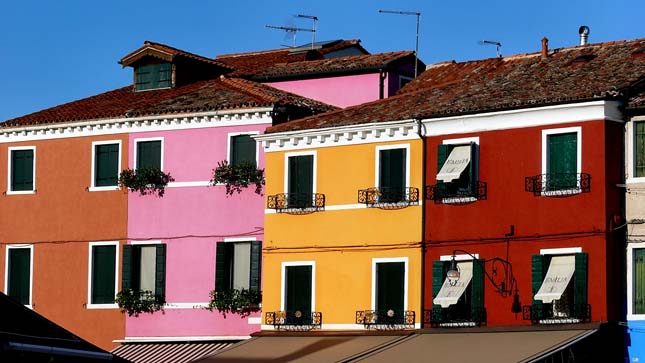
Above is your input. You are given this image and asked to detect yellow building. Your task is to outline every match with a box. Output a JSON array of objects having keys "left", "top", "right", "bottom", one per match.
[{"left": 256, "top": 118, "right": 423, "bottom": 330}]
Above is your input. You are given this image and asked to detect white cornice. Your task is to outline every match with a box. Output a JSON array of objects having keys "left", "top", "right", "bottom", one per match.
[
  {"left": 0, "top": 108, "right": 274, "bottom": 143},
  {"left": 256, "top": 119, "right": 421, "bottom": 152}
]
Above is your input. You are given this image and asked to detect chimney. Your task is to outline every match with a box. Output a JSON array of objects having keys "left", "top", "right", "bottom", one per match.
[
  {"left": 579, "top": 26, "right": 590, "bottom": 45},
  {"left": 541, "top": 37, "right": 549, "bottom": 59}
]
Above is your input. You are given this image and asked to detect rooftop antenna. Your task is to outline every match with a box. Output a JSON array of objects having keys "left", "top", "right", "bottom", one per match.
[
  {"left": 379, "top": 9, "right": 421, "bottom": 78},
  {"left": 266, "top": 25, "right": 314, "bottom": 47},
  {"left": 480, "top": 40, "right": 502, "bottom": 58},
  {"left": 296, "top": 14, "right": 318, "bottom": 49}
]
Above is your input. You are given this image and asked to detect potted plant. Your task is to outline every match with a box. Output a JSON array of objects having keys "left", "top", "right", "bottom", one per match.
[
  {"left": 206, "top": 288, "right": 261, "bottom": 318},
  {"left": 119, "top": 167, "right": 174, "bottom": 197},
  {"left": 115, "top": 289, "right": 165, "bottom": 317},
  {"left": 211, "top": 160, "right": 265, "bottom": 195}
]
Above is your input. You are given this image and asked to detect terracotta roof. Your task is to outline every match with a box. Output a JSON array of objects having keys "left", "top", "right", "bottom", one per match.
[
  {"left": 120, "top": 41, "right": 232, "bottom": 69},
  {"left": 2, "top": 77, "right": 336, "bottom": 127},
  {"left": 267, "top": 38, "right": 645, "bottom": 134}
]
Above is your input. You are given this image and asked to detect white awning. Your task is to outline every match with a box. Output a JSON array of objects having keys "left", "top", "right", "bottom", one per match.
[
  {"left": 534, "top": 255, "right": 575, "bottom": 303},
  {"left": 436, "top": 145, "right": 471, "bottom": 182},
  {"left": 433, "top": 261, "right": 473, "bottom": 308}
]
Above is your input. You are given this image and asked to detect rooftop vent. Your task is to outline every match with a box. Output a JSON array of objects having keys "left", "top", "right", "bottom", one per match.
[{"left": 579, "top": 26, "right": 590, "bottom": 46}]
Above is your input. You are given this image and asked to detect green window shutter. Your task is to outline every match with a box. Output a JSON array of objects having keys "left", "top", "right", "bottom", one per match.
[
  {"left": 215, "top": 242, "right": 232, "bottom": 292},
  {"left": 121, "top": 245, "right": 133, "bottom": 291},
  {"left": 467, "top": 142, "right": 477, "bottom": 193},
  {"left": 155, "top": 244, "right": 166, "bottom": 299},
  {"left": 574, "top": 252, "right": 588, "bottom": 318},
  {"left": 95, "top": 144, "right": 119, "bottom": 187},
  {"left": 135, "top": 66, "right": 151, "bottom": 91},
  {"left": 288, "top": 155, "right": 314, "bottom": 195},
  {"left": 635, "top": 249, "right": 645, "bottom": 314},
  {"left": 8, "top": 249, "right": 30, "bottom": 305},
  {"left": 531, "top": 254, "right": 546, "bottom": 313},
  {"left": 471, "top": 259, "right": 485, "bottom": 315},
  {"left": 91, "top": 245, "right": 116, "bottom": 304},
  {"left": 249, "top": 241, "right": 262, "bottom": 292},
  {"left": 376, "top": 262, "right": 405, "bottom": 312},
  {"left": 436, "top": 144, "right": 452, "bottom": 182},
  {"left": 135, "top": 63, "right": 171, "bottom": 91},
  {"left": 231, "top": 135, "right": 256, "bottom": 167},
  {"left": 635, "top": 123, "right": 645, "bottom": 177},
  {"left": 548, "top": 133, "right": 577, "bottom": 188},
  {"left": 11, "top": 150, "right": 34, "bottom": 191},
  {"left": 379, "top": 149, "right": 406, "bottom": 189},
  {"left": 136, "top": 141, "right": 161, "bottom": 169},
  {"left": 432, "top": 261, "right": 446, "bottom": 309},
  {"left": 285, "top": 265, "right": 312, "bottom": 313}
]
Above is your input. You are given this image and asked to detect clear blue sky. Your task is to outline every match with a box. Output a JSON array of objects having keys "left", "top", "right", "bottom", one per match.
[{"left": 0, "top": 0, "right": 642, "bottom": 122}]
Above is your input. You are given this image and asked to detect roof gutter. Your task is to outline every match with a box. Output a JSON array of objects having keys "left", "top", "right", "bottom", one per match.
[
  {"left": 4, "top": 342, "right": 114, "bottom": 360},
  {"left": 379, "top": 69, "right": 387, "bottom": 99}
]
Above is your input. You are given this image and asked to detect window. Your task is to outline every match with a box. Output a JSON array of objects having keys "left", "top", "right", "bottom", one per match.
[
  {"left": 215, "top": 240, "right": 261, "bottom": 292},
  {"left": 434, "top": 138, "right": 479, "bottom": 201},
  {"left": 375, "top": 262, "right": 405, "bottom": 313},
  {"left": 8, "top": 147, "right": 35, "bottom": 193},
  {"left": 287, "top": 153, "right": 314, "bottom": 208},
  {"left": 634, "top": 122, "right": 645, "bottom": 178},
  {"left": 378, "top": 147, "right": 407, "bottom": 202},
  {"left": 431, "top": 257, "right": 485, "bottom": 326},
  {"left": 135, "top": 63, "right": 172, "bottom": 91},
  {"left": 5, "top": 245, "right": 32, "bottom": 306},
  {"left": 88, "top": 242, "right": 118, "bottom": 305},
  {"left": 122, "top": 244, "right": 166, "bottom": 299},
  {"left": 629, "top": 244, "right": 645, "bottom": 319},
  {"left": 92, "top": 141, "right": 121, "bottom": 189},
  {"left": 135, "top": 139, "right": 163, "bottom": 170},
  {"left": 284, "top": 264, "right": 313, "bottom": 314},
  {"left": 541, "top": 127, "right": 581, "bottom": 192},
  {"left": 531, "top": 251, "right": 588, "bottom": 323},
  {"left": 229, "top": 134, "right": 257, "bottom": 167}
]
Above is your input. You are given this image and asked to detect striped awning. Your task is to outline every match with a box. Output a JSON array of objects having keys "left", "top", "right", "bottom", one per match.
[{"left": 112, "top": 341, "right": 236, "bottom": 363}]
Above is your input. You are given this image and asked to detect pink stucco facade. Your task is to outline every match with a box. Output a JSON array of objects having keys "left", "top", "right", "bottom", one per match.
[{"left": 125, "top": 123, "right": 268, "bottom": 338}]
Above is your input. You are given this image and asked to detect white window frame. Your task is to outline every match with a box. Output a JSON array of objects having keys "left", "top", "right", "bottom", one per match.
[
  {"left": 628, "top": 242, "right": 645, "bottom": 320},
  {"left": 4, "top": 244, "right": 34, "bottom": 308},
  {"left": 627, "top": 118, "right": 645, "bottom": 183},
  {"left": 227, "top": 132, "right": 260, "bottom": 166},
  {"left": 371, "top": 257, "right": 409, "bottom": 311},
  {"left": 87, "top": 241, "right": 119, "bottom": 309},
  {"left": 541, "top": 127, "right": 582, "bottom": 195},
  {"left": 374, "top": 144, "right": 411, "bottom": 189},
  {"left": 133, "top": 137, "right": 164, "bottom": 171},
  {"left": 283, "top": 151, "right": 317, "bottom": 194},
  {"left": 280, "top": 261, "right": 315, "bottom": 312},
  {"left": 90, "top": 140, "right": 122, "bottom": 191},
  {"left": 439, "top": 137, "right": 480, "bottom": 203},
  {"left": 7, "top": 146, "right": 36, "bottom": 195}
]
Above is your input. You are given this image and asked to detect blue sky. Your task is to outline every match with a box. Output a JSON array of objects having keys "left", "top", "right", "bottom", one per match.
[{"left": 0, "top": 0, "right": 642, "bottom": 122}]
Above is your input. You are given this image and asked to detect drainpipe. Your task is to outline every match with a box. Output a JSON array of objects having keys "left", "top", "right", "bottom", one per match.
[
  {"left": 416, "top": 118, "right": 427, "bottom": 328},
  {"left": 379, "top": 69, "right": 387, "bottom": 99}
]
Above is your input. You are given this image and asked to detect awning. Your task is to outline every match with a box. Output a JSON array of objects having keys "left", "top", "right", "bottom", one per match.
[
  {"left": 534, "top": 255, "right": 575, "bottom": 303},
  {"left": 111, "top": 341, "right": 235, "bottom": 363},
  {"left": 436, "top": 145, "right": 471, "bottom": 182},
  {"left": 433, "top": 261, "right": 473, "bottom": 308}
]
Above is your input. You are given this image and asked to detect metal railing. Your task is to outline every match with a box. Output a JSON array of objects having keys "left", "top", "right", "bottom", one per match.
[
  {"left": 355, "top": 309, "right": 415, "bottom": 329},
  {"left": 425, "top": 181, "right": 487, "bottom": 204},
  {"left": 424, "top": 307, "right": 487, "bottom": 327},
  {"left": 266, "top": 193, "right": 325, "bottom": 214},
  {"left": 265, "top": 310, "right": 322, "bottom": 330},
  {"left": 357, "top": 187, "right": 419, "bottom": 209},
  {"left": 522, "top": 304, "right": 591, "bottom": 324},
  {"left": 525, "top": 173, "right": 591, "bottom": 197}
]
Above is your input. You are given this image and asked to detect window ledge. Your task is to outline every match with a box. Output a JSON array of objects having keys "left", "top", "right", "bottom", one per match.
[
  {"left": 538, "top": 318, "right": 581, "bottom": 324},
  {"left": 6, "top": 190, "right": 35, "bottom": 195},
  {"left": 438, "top": 321, "right": 477, "bottom": 328},
  {"left": 541, "top": 188, "right": 581, "bottom": 197},
  {"left": 441, "top": 196, "right": 477, "bottom": 204},
  {"left": 86, "top": 303, "right": 119, "bottom": 309},
  {"left": 89, "top": 186, "right": 120, "bottom": 192}
]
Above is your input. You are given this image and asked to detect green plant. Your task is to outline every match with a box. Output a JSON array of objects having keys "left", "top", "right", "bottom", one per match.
[
  {"left": 206, "top": 288, "right": 262, "bottom": 318},
  {"left": 211, "top": 160, "right": 265, "bottom": 195},
  {"left": 119, "top": 167, "right": 174, "bottom": 197},
  {"left": 115, "top": 289, "right": 166, "bottom": 317}
]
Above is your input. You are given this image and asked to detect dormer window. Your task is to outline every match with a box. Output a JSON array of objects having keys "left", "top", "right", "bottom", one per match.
[{"left": 135, "top": 63, "right": 171, "bottom": 91}]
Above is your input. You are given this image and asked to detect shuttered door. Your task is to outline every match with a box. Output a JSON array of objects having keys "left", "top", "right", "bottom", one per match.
[
  {"left": 11, "top": 150, "right": 34, "bottom": 191},
  {"left": 8, "top": 248, "right": 30, "bottom": 305},
  {"left": 285, "top": 265, "right": 312, "bottom": 313},
  {"left": 379, "top": 149, "right": 406, "bottom": 201},
  {"left": 231, "top": 135, "right": 256, "bottom": 167},
  {"left": 288, "top": 155, "right": 313, "bottom": 207},
  {"left": 137, "top": 141, "right": 161, "bottom": 169},
  {"left": 376, "top": 262, "right": 405, "bottom": 313},
  {"left": 635, "top": 123, "right": 645, "bottom": 177},
  {"left": 215, "top": 242, "right": 232, "bottom": 292},
  {"left": 635, "top": 249, "right": 645, "bottom": 314},
  {"left": 547, "top": 133, "right": 577, "bottom": 188},
  {"left": 92, "top": 245, "right": 116, "bottom": 304},
  {"left": 95, "top": 144, "right": 119, "bottom": 187}
]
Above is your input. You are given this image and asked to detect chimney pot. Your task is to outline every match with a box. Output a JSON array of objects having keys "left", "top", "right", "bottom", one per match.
[{"left": 541, "top": 37, "right": 549, "bottom": 60}]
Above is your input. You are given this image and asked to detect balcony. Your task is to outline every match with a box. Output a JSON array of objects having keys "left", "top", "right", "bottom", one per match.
[
  {"left": 355, "top": 309, "right": 415, "bottom": 329},
  {"left": 425, "top": 181, "right": 487, "bottom": 204},
  {"left": 522, "top": 304, "right": 591, "bottom": 324},
  {"left": 266, "top": 193, "right": 325, "bottom": 214},
  {"left": 525, "top": 173, "right": 591, "bottom": 197},
  {"left": 265, "top": 310, "right": 322, "bottom": 330},
  {"left": 357, "top": 187, "right": 419, "bottom": 209},
  {"left": 423, "top": 307, "right": 487, "bottom": 328}
]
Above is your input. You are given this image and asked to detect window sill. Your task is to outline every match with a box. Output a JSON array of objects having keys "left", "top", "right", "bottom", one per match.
[
  {"left": 538, "top": 318, "right": 580, "bottom": 324},
  {"left": 438, "top": 321, "right": 477, "bottom": 328},
  {"left": 89, "top": 186, "right": 120, "bottom": 192},
  {"left": 541, "top": 188, "right": 581, "bottom": 197},
  {"left": 6, "top": 190, "right": 35, "bottom": 195},
  {"left": 441, "top": 196, "right": 477, "bottom": 204},
  {"left": 86, "top": 303, "right": 119, "bottom": 309}
]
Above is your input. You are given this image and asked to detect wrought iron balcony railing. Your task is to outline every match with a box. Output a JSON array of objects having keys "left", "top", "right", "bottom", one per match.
[
  {"left": 266, "top": 193, "right": 325, "bottom": 213},
  {"left": 522, "top": 304, "right": 591, "bottom": 324},
  {"left": 423, "top": 306, "right": 487, "bottom": 327},
  {"left": 357, "top": 187, "right": 419, "bottom": 209},
  {"left": 425, "top": 181, "right": 487, "bottom": 204},
  {"left": 525, "top": 173, "right": 591, "bottom": 197},
  {"left": 355, "top": 309, "right": 415, "bottom": 329},
  {"left": 265, "top": 310, "right": 322, "bottom": 330}
]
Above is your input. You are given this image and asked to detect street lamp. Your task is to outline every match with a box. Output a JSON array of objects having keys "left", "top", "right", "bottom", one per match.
[{"left": 446, "top": 249, "right": 522, "bottom": 314}]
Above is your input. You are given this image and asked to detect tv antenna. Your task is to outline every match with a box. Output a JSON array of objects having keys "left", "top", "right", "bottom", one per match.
[
  {"left": 266, "top": 14, "right": 318, "bottom": 48},
  {"left": 480, "top": 40, "right": 502, "bottom": 58},
  {"left": 379, "top": 9, "right": 421, "bottom": 78}
]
